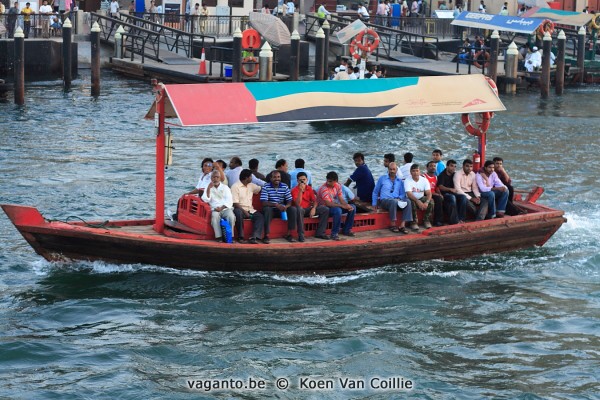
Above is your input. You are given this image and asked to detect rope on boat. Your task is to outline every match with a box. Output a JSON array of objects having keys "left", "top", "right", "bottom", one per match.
[{"left": 47, "top": 216, "right": 111, "bottom": 229}]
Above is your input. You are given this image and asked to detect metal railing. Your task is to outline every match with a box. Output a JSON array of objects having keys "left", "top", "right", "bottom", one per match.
[{"left": 0, "top": 12, "right": 77, "bottom": 39}]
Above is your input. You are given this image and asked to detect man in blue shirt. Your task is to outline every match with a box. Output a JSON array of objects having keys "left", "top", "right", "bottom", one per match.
[
  {"left": 372, "top": 162, "right": 413, "bottom": 233},
  {"left": 289, "top": 158, "right": 312, "bottom": 189},
  {"left": 344, "top": 152, "right": 375, "bottom": 203},
  {"left": 432, "top": 149, "right": 445, "bottom": 176}
]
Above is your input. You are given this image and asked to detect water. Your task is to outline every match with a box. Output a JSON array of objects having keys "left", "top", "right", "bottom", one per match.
[{"left": 0, "top": 72, "right": 598, "bottom": 399}]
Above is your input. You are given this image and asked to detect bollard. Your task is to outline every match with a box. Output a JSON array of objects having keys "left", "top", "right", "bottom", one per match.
[
  {"left": 62, "top": 18, "right": 73, "bottom": 90},
  {"left": 290, "top": 29, "right": 300, "bottom": 81},
  {"left": 232, "top": 27, "right": 242, "bottom": 82},
  {"left": 315, "top": 28, "right": 325, "bottom": 80},
  {"left": 540, "top": 31, "right": 552, "bottom": 98},
  {"left": 91, "top": 22, "right": 101, "bottom": 97},
  {"left": 577, "top": 25, "right": 586, "bottom": 84},
  {"left": 14, "top": 27, "right": 25, "bottom": 105},
  {"left": 488, "top": 30, "right": 499, "bottom": 83},
  {"left": 322, "top": 20, "right": 330, "bottom": 80},
  {"left": 556, "top": 30, "right": 566, "bottom": 95},
  {"left": 504, "top": 41, "right": 518, "bottom": 95},
  {"left": 259, "top": 42, "right": 273, "bottom": 82},
  {"left": 115, "top": 26, "right": 125, "bottom": 59}
]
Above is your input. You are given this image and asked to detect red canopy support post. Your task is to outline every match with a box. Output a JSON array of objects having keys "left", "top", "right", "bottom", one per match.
[
  {"left": 153, "top": 82, "right": 166, "bottom": 234},
  {"left": 479, "top": 131, "right": 486, "bottom": 169}
]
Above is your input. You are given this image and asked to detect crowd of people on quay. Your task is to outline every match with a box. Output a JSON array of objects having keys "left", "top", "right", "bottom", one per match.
[{"left": 186, "top": 151, "right": 520, "bottom": 244}]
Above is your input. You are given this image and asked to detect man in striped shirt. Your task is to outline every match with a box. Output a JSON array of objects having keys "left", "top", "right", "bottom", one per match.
[{"left": 260, "top": 170, "right": 300, "bottom": 243}]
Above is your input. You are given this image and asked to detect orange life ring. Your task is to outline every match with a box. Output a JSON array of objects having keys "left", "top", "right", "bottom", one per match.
[
  {"left": 241, "top": 56, "right": 259, "bottom": 77},
  {"left": 537, "top": 19, "right": 555, "bottom": 38},
  {"left": 355, "top": 28, "right": 380, "bottom": 53},
  {"left": 462, "top": 112, "right": 491, "bottom": 137},
  {"left": 242, "top": 29, "right": 261, "bottom": 49},
  {"left": 473, "top": 50, "right": 490, "bottom": 69},
  {"left": 349, "top": 39, "right": 362, "bottom": 60}
]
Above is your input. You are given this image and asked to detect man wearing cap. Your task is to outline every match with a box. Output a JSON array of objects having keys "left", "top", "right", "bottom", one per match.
[
  {"left": 525, "top": 46, "right": 542, "bottom": 72},
  {"left": 333, "top": 65, "right": 350, "bottom": 80}
]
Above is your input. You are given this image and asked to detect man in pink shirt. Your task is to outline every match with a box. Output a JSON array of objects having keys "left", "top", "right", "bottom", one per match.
[
  {"left": 317, "top": 171, "right": 356, "bottom": 241},
  {"left": 453, "top": 159, "right": 487, "bottom": 221},
  {"left": 476, "top": 161, "right": 509, "bottom": 219}
]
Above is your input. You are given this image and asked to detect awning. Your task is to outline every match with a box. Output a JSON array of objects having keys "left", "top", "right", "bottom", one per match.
[
  {"left": 521, "top": 7, "right": 594, "bottom": 27},
  {"left": 451, "top": 11, "right": 545, "bottom": 34},
  {"left": 146, "top": 75, "right": 505, "bottom": 127}
]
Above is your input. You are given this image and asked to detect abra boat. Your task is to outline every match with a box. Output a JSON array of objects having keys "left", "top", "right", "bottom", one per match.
[{"left": 2, "top": 75, "right": 566, "bottom": 273}]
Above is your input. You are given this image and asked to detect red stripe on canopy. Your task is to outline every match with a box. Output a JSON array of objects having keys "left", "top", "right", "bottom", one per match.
[{"left": 164, "top": 83, "right": 258, "bottom": 126}]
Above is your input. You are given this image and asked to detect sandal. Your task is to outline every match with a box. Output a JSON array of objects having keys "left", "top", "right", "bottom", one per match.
[
  {"left": 398, "top": 227, "right": 409, "bottom": 234},
  {"left": 389, "top": 226, "right": 400, "bottom": 233}
]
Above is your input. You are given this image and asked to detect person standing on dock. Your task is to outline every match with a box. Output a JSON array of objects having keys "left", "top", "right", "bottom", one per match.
[
  {"left": 20, "top": 2, "right": 34, "bottom": 39},
  {"left": 499, "top": 2, "right": 508, "bottom": 15},
  {"left": 478, "top": 0, "right": 486, "bottom": 13},
  {"left": 357, "top": 2, "right": 370, "bottom": 22},
  {"left": 110, "top": 0, "right": 120, "bottom": 18},
  {"left": 7, "top": 2, "right": 19, "bottom": 38},
  {"left": 202, "top": 171, "right": 236, "bottom": 242},
  {"left": 39, "top": 0, "right": 53, "bottom": 38}
]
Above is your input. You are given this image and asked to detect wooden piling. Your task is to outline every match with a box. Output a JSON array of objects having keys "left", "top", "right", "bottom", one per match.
[
  {"left": 488, "top": 30, "right": 499, "bottom": 83},
  {"left": 556, "top": 30, "right": 566, "bottom": 95},
  {"left": 14, "top": 27, "right": 25, "bottom": 105},
  {"left": 504, "top": 42, "right": 518, "bottom": 95},
  {"left": 577, "top": 26, "right": 586, "bottom": 84},
  {"left": 322, "top": 20, "right": 330, "bottom": 80},
  {"left": 232, "top": 28, "right": 242, "bottom": 82},
  {"left": 315, "top": 28, "right": 325, "bottom": 80},
  {"left": 540, "top": 31, "right": 552, "bottom": 98},
  {"left": 91, "top": 22, "right": 101, "bottom": 97},
  {"left": 290, "top": 29, "right": 300, "bottom": 81},
  {"left": 62, "top": 18, "right": 73, "bottom": 90},
  {"left": 259, "top": 42, "right": 273, "bottom": 82}
]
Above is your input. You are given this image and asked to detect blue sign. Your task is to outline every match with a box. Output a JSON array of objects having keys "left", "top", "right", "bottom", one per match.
[{"left": 451, "top": 12, "right": 545, "bottom": 34}]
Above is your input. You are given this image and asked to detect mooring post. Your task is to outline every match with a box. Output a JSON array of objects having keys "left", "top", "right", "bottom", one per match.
[
  {"left": 315, "top": 27, "right": 325, "bottom": 80},
  {"left": 504, "top": 41, "right": 518, "bottom": 95},
  {"left": 322, "top": 20, "right": 330, "bottom": 79},
  {"left": 577, "top": 25, "right": 586, "bottom": 84},
  {"left": 259, "top": 42, "right": 273, "bottom": 82},
  {"left": 232, "top": 27, "right": 242, "bottom": 82},
  {"left": 540, "top": 31, "right": 552, "bottom": 98},
  {"left": 14, "top": 27, "right": 25, "bottom": 105},
  {"left": 115, "top": 26, "right": 125, "bottom": 59},
  {"left": 290, "top": 29, "right": 300, "bottom": 81},
  {"left": 488, "top": 30, "right": 500, "bottom": 83},
  {"left": 555, "top": 30, "right": 566, "bottom": 95},
  {"left": 91, "top": 22, "right": 101, "bottom": 97},
  {"left": 62, "top": 18, "right": 73, "bottom": 90}
]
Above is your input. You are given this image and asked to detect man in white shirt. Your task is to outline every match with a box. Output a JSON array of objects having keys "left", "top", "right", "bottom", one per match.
[
  {"left": 525, "top": 46, "right": 542, "bottom": 72},
  {"left": 110, "top": 0, "right": 120, "bottom": 17},
  {"left": 201, "top": 171, "right": 236, "bottom": 242},
  {"left": 39, "top": 0, "right": 53, "bottom": 38},
  {"left": 286, "top": 0, "right": 295, "bottom": 15},
  {"left": 357, "top": 2, "right": 370, "bottom": 21},
  {"left": 404, "top": 164, "right": 433, "bottom": 229}
]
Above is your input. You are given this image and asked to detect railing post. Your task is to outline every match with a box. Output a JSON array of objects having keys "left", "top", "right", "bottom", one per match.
[
  {"left": 232, "top": 27, "right": 242, "bottom": 82},
  {"left": 577, "top": 25, "right": 586, "bottom": 84},
  {"left": 540, "top": 31, "right": 552, "bottom": 98},
  {"left": 290, "top": 29, "right": 300, "bottom": 81},
  {"left": 91, "top": 22, "right": 101, "bottom": 97},
  {"left": 556, "top": 30, "right": 566, "bottom": 95},
  {"left": 14, "top": 27, "right": 25, "bottom": 105},
  {"left": 62, "top": 18, "right": 73, "bottom": 90}
]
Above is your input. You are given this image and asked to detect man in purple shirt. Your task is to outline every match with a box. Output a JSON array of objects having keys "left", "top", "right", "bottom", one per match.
[{"left": 476, "top": 160, "right": 509, "bottom": 219}]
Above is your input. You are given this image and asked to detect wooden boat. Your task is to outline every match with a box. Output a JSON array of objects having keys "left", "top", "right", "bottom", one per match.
[{"left": 2, "top": 75, "right": 566, "bottom": 273}]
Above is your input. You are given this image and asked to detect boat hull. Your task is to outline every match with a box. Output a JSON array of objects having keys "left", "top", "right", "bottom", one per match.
[{"left": 2, "top": 204, "right": 565, "bottom": 273}]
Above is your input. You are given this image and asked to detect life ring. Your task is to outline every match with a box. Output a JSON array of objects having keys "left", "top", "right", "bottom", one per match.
[
  {"left": 473, "top": 50, "right": 490, "bottom": 69},
  {"left": 241, "top": 56, "right": 259, "bottom": 77},
  {"left": 355, "top": 28, "right": 380, "bottom": 53},
  {"left": 485, "top": 76, "right": 498, "bottom": 96},
  {"left": 590, "top": 14, "right": 600, "bottom": 30},
  {"left": 461, "top": 112, "right": 492, "bottom": 137},
  {"left": 537, "top": 19, "right": 555, "bottom": 38},
  {"left": 349, "top": 39, "right": 362, "bottom": 60},
  {"left": 242, "top": 29, "right": 261, "bottom": 49}
]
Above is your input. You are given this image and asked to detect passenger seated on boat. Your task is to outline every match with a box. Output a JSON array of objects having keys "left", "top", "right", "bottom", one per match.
[
  {"left": 372, "top": 162, "right": 412, "bottom": 234},
  {"left": 201, "top": 171, "right": 236, "bottom": 242},
  {"left": 404, "top": 164, "right": 434, "bottom": 230},
  {"left": 261, "top": 170, "right": 300, "bottom": 243},
  {"left": 317, "top": 171, "right": 357, "bottom": 241},
  {"left": 436, "top": 159, "right": 465, "bottom": 225},
  {"left": 476, "top": 161, "right": 509, "bottom": 219},
  {"left": 383, "top": 153, "right": 395, "bottom": 171},
  {"left": 493, "top": 157, "right": 522, "bottom": 216},
  {"left": 399, "top": 152, "right": 414, "bottom": 180},
  {"left": 248, "top": 158, "right": 267, "bottom": 182},
  {"left": 289, "top": 158, "right": 313, "bottom": 189},
  {"left": 215, "top": 160, "right": 229, "bottom": 186},
  {"left": 344, "top": 152, "right": 375, "bottom": 203},
  {"left": 292, "top": 172, "right": 329, "bottom": 241},
  {"left": 423, "top": 161, "right": 444, "bottom": 227},
  {"left": 432, "top": 149, "right": 445, "bottom": 176},
  {"left": 454, "top": 159, "right": 487, "bottom": 221},
  {"left": 265, "top": 159, "right": 292, "bottom": 188},
  {"left": 227, "top": 157, "right": 265, "bottom": 188},
  {"left": 188, "top": 157, "right": 216, "bottom": 197},
  {"left": 231, "top": 169, "right": 265, "bottom": 244}
]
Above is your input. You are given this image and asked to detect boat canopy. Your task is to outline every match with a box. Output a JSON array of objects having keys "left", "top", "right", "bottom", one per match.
[
  {"left": 451, "top": 11, "right": 545, "bottom": 34},
  {"left": 146, "top": 75, "right": 505, "bottom": 127},
  {"left": 521, "top": 7, "right": 594, "bottom": 27}
]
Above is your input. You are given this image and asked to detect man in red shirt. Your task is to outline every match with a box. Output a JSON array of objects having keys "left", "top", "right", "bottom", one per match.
[
  {"left": 423, "top": 161, "right": 444, "bottom": 226},
  {"left": 291, "top": 172, "right": 330, "bottom": 241}
]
